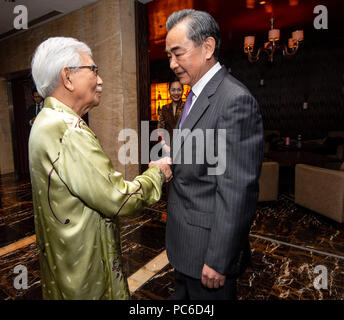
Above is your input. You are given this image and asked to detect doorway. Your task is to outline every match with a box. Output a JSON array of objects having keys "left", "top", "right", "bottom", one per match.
[
  {"left": 8, "top": 73, "right": 33, "bottom": 179},
  {"left": 7, "top": 73, "right": 89, "bottom": 179}
]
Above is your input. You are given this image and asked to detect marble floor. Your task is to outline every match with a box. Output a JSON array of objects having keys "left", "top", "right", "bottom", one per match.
[{"left": 0, "top": 173, "right": 343, "bottom": 300}]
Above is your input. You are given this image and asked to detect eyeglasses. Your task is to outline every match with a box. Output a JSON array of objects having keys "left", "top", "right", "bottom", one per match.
[{"left": 68, "top": 65, "right": 99, "bottom": 76}]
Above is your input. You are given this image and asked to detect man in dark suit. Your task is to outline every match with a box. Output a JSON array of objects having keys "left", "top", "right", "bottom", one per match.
[
  {"left": 27, "top": 89, "right": 44, "bottom": 127},
  {"left": 165, "top": 9, "right": 264, "bottom": 300}
]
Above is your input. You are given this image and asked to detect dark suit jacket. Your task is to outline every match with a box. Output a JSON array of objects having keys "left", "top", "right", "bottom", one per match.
[
  {"left": 158, "top": 101, "right": 184, "bottom": 146},
  {"left": 166, "top": 66, "right": 264, "bottom": 279},
  {"left": 27, "top": 103, "right": 43, "bottom": 127}
]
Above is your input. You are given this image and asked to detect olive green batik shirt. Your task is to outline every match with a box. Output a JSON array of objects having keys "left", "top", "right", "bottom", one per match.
[{"left": 29, "top": 97, "right": 164, "bottom": 300}]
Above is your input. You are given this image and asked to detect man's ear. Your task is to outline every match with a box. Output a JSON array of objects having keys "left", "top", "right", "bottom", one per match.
[
  {"left": 203, "top": 37, "right": 216, "bottom": 60},
  {"left": 61, "top": 67, "right": 74, "bottom": 92}
]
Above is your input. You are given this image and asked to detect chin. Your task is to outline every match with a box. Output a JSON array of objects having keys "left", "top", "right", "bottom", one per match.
[
  {"left": 179, "top": 77, "right": 190, "bottom": 86},
  {"left": 93, "top": 97, "right": 101, "bottom": 106}
]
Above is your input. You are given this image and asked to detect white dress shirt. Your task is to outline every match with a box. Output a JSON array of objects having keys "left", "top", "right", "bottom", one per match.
[
  {"left": 35, "top": 102, "right": 43, "bottom": 115},
  {"left": 187, "top": 62, "right": 222, "bottom": 115}
]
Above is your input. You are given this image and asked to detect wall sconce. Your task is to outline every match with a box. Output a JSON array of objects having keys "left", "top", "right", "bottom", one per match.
[{"left": 244, "top": 18, "right": 304, "bottom": 63}]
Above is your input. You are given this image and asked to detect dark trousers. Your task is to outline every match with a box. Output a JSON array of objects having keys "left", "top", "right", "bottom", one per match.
[{"left": 169, "top": 270, "right": 237, "bottom": 300}]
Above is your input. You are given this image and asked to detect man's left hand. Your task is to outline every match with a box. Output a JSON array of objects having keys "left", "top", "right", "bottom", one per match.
[
  {"left": 149, "top": 157, "right": 173, "bottom": 182},
  {"left": 201, "top": 264, "right": 226, "bottom": 289},
  {"left": 161, "top": 140, "right": 171, "bottom": 153}
]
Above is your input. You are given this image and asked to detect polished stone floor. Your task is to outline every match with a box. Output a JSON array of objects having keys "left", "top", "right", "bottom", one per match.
[{"left": 0, "top": 173, "right": 343, "bottom": 300}]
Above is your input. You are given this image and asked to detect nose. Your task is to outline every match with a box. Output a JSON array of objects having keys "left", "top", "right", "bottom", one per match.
[
  {"left": 169, "top": 55, "right": 179, "bottom": 71},
  {"left": 97, "top": 74, "right": 103, "bottom": 85}
]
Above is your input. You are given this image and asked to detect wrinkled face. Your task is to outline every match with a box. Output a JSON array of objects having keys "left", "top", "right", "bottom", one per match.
[
  {"left": 32, "top": 92, "right": 43, "bottom": 104},
  {"left": 71, "top": 51, "right": 103, "bottom": 108},
  {"left": 169, "top": 81, "right": 183, "bottom": 102},
  {"left": 165, "top": 21, "right": 208, "bottom": 87}
]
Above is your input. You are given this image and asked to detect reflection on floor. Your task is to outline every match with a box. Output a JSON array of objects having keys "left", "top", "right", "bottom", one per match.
[{"left": 0, "top": 173, "right": 343, "bottom": 300}]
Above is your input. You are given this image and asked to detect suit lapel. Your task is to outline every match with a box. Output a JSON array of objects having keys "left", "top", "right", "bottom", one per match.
[
  {"left": 175, "top": 111, "right": 182, "bottom": 129},
  {"left": 173, "top": 66, "right": 227, "bottom": 160}
]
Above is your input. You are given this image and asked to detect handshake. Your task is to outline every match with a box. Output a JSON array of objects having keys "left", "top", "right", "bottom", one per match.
[{"left": 149, "top": 157, "right": 173, "bottom": 182}]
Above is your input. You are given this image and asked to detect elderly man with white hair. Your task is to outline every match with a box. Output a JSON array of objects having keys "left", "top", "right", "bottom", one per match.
[{"left": 29, "top": 37, "right": 172, "bottom": 300}]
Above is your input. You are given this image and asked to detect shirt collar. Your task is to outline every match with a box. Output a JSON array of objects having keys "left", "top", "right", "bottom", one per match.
[
  {"left": 191, "top": 62, "right": 222, "bottom": 98},
  {"left": 44, "top": 96, "right": 82, "bottom": 120}
]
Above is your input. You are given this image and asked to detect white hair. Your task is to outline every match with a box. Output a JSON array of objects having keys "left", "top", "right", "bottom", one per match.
[{"left": 31, "top": 37, "right": 92, "bottom": 98}]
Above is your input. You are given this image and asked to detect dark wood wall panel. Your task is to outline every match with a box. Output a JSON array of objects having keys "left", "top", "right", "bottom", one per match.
[
  {"left": 224, "top": 39, "right": 344, "bottom": 140},
  {"left": 135, "top": 0, "right": 150, "bottom": 172}
]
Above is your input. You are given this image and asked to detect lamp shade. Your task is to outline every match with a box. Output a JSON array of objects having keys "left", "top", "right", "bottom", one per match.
[
  {"left": 246, "top": 0, "right": 255, "bottom": 9},
  {"left": 244, "top": 36, "right": 255, "bottom": 53},
  {"left": 268, "top": 29, "right": 280, "bottom": 41},
  {"left": 244, "top": 36, "right": 255, "bottom": 45},
  {"left": 292, "top": 30, "right": 304, "bottom": 41}
]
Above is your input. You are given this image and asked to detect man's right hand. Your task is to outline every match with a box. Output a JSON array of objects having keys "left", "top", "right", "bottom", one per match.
[
  {"left": 29, "top": 117, "right": 36, "bottom": 126},
  {"left": 149, "top": 157, "right": 173, "bottom": 182}
]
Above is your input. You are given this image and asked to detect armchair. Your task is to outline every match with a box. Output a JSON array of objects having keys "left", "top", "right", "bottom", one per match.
[{"left": 295, "top": 163, "right": 344, "bottom": 223}]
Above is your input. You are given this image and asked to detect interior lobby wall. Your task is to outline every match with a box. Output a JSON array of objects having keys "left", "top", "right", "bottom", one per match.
[
  {"left": 0, "top": 0, "right": 139, "bottom": 179},
  {"left": 0, "top": 79, "right": 14, "bottom": 174}
]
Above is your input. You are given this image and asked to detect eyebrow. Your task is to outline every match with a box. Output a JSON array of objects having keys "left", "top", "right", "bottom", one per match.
[{"left": 165, "top": 46, "right": 182, "bottom": 54}]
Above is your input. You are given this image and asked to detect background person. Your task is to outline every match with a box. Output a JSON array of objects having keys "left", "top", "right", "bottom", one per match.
[
  {"left": 157, "top": 79, "right": 184, "bottom": 154},
  {"left": 27, "top": 89, "right": 43, "bottom": 127}
]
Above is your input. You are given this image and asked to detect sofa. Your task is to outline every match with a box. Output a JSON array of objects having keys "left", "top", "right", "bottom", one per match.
[
  {"left": 294, "top": 162, "right": 344, "bottom": 223},
  {"left": 258, "top": 161, "right": 279, "bottom": 202},
  {"left": 303, "top": 131, "right": 344, "bottom": 162}
]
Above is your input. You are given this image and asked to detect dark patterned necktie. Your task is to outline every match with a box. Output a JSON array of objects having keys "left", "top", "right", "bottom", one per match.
[{"left": 179, "top": 90, "right": 194, "bottom": 128}]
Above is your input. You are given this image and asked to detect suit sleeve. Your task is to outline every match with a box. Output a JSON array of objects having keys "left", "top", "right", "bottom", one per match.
[
  {"left": 204, "top": 93, "right": 264, "bottom": 275},
  {"left": 27, "top": 105, "right": 35, "bottom": 126},
  {"left": 55, "top": 126, "right": 165, "bottom": 218}
]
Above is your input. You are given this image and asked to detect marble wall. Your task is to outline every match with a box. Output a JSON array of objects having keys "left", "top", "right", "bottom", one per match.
[
  {"left": 0, "top": 79, "right": 14, "bottom": 174},
  {"left": 0, "top": 0, "right": 139, "bottom": 179}
]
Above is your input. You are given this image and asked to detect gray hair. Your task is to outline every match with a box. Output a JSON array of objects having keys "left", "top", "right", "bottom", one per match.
[
  {"left": 31, "top": 37, "right": 92, "bottom": 98},
  {"left": 166, "top": 9, "right": 221, "bottom": 60}
]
